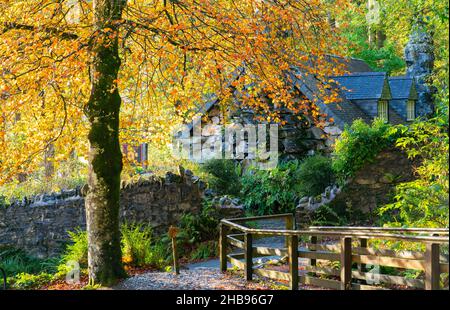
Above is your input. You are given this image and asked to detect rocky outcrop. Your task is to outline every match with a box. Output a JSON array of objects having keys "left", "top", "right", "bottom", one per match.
[
  {"left": 330, "top": 148, "right": 416, "bottom": 224},
  {"left": 0, "top": 171, "right": 204, "bottom": 258},
  {"left": 404, "top": 24, "right": 435, "bottom": 116}
]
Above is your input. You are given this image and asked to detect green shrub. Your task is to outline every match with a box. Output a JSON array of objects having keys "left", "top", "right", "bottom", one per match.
[
  {"left": 295, "top": 155, "right": 335, "bottom": 197},
  {"left": 190, "top": 241, "right": 218, "bottom": 261},
  {"left": 241, "top": 161, "right": 301, "bottom": 215},
  {"left": 0, "top": 247, "right": 58, "bottom": 277},
  {"left": 378, "top": 114, "right": 449, "bottom": 228},
  {"left": 309, "top": 204, "right": 346, "bottom": 226},
  {"left": 10, "top": 272, "right": 53, "bottom": 290},
  {"left": 179, "top": 199, "right": 221, "bottom": 243},
  {"left": 201, "top": 159, "right": 242, "bottom": 196},
  {"left": 61, "top": 228, "right": 88, "bottom": 268},
  {"left": 332, "top": 119, "right": 398, "bottom": 182},
  {"left": 121, "top": 222, "right": 162, "bottom": 267}
]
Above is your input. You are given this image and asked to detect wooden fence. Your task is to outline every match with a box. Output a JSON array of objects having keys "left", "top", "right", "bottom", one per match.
[{"left": 219, "top": 213, "right": 449, "bottom": 290}]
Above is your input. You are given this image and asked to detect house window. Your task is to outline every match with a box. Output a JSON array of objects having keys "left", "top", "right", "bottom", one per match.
[
  {"left": 378, "top": 100, "right": 389, "bottom": 123},
  {"left": 407, "top": 100, "right": 415, "bottom": 121}
]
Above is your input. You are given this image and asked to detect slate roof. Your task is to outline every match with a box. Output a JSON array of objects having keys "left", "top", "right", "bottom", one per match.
[
  {"left": 324, "top": 55, "right": 373, "bottom": 73},
  {"left": 331, "top": 72, "right": 388, "bottom": 100},
  {"left": 388, "top": 76, "right": 415, "bottom": 99},
  {"left": 389, "top": 106, "right": 408, "bottom": 125},
  {"left": 193, "top": 57, "right": 412, "bottom": 130},
  {"left": 290, "top": 70, "right": 372, "bottom": 129}
]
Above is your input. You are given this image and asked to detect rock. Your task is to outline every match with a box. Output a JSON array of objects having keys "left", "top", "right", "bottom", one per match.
[
  {"left": 203, "top": 189, "right": 216, "bottom": 197},
  {"left": 355, "top": 177, "right": 376, "bottom": 185},
  {"left": 80, "top": 184, "right": 89, "bottom": 196},
  {"left": 308, "top": 126, "right": 326, "bottom": 140},
  {"left": 323, "top": 126, "right": 342, "bottom": 136},
  {"left": 404, "top": 24, "right": 435, "bottom": 115},
  {"left": 298, "top": 196, "right": 309, "bottom": 204}
]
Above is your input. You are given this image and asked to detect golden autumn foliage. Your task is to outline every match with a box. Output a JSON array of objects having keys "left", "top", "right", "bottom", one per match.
[{"left": 0, "top": 0, "right": 349, "bottom": 186}]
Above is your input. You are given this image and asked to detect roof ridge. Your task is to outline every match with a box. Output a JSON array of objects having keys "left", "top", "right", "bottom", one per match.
[
  {"left": 330, "top": 72, "right": 386, "bottom": 78},
  {"left": 388, "top": 76, "right": 412, "bottom": 80}
]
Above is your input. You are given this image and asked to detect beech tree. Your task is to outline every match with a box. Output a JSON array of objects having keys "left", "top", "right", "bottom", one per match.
[{"left": 0, "top": 0, "right": 348, "bottom": 285}]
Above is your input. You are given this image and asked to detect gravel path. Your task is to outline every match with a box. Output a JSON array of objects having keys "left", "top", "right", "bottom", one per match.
[
  {"left": 113, "top": 220, "right": 332, "bottom": 290},
  {"left": 113, "top": 268, "right": 276, "bottom": 290}
]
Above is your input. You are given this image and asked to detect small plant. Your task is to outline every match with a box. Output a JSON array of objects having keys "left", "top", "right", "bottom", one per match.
[
  {"left": 295, "top": 155, "right": 335, "bottom": 197},
  {"left": 10, "top": 272, "right": 53, "bottom": 290},
  {"left": 61, "top": 228, "right": 88, "bottom": 268},
  {"left": 190, "top": 241, "right": 218, "bottom": 261},
  {"left": 121, "top": 222, "right": 153, "bottom": 267},
  {"left": 332, "top": 119, "right": 398, "bottom": 183},
  {"left": 178, "top": 200, "right": 221, "bottom": 244},
  {"left": 201, "top": 159, "right": 242, "bottom": 196},
  {"left": 241, "top": 160, "right": 301, "bottom": 214},
  {"left": 0, "top": 246, "right": 59, "bottom": 277}
]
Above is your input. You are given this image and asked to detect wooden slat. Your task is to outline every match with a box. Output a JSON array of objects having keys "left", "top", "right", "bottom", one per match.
[
  {"left": 299, "top": 249, "right": 340, "bottom": 261},
  {"left": 299, "top": 275, "right": 341, "bottom": 290},
  {"left": 351, "top": 270, "right": 424, "bottom": 288},
  {"left": 305, "top": 266, "right": 340, "bottom": 276},
  {"left": 353, "top": 246, "right": 424, "bottom": 260},
  {"left": 306, "top": 243, "right": 340, "bottom": 252},
  {"left": 227, "top": 254, "right": 245, "bottom": 270},
  {"left": 352, "top": 254, "right": 426, "bottom": 270},
  {"left": 254, "top": 246, "right": 287, "bottom": 256},
  {"left": 352, "top": 283, "right": 390, "bottom": 290},
  {"left": 253, "top": 268, "right": 291, "bottom": 281},
  {"left": 227, "top": 236, "right": 245, "bottom": 249},
  {"left": 440, "top": 263, "right": 449, "bottom": 273}
]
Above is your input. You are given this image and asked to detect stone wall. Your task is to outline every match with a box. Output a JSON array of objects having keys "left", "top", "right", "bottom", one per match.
[
  {"left": 0, "top": 172, "right": 205, "bottom": 258},
  {"left": 296, "top": 148, "right": 417, "bottom": 226},
  {"left": 197, "top": 106, "right": 333, "bottom": 163}
]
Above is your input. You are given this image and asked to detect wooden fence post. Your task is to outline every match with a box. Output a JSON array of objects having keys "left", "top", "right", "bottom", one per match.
[
  {"left": 340, "top": 237, "right": 352, "bottom": 290},
  {"left": 310, "top": 235, "right": 317, "bottom": 267},
  {"left": 358, "top": 238, "right": 367, "bottom": 284},
  {"left": 219, "top": 223, "right": 228, "bottom": 272},
  {"left": 425, "top": 242, "right": 440, "bottom": 290},
  {"left": 288, "top": 235, "right": 299, "bottom": 290},
  {"left": 358, "top": 238, "right": 367, "bottom": 272},
  {"left": 285, "top": 215, "right": 294, "bottom": 263},
  {"left": 245, "top": 233, "right": 253, "bottom": 281}
]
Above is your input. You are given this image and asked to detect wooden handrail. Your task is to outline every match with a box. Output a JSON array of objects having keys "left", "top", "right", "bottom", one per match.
[
  {"left": 309, "top": 226, "right": 449, "bottom": 235},
  {"left": 221, "top": 219, "right": 450, "bottom": 243},
  {"left": 227, "top": 213, "right": 294, "bottom": 223},
  {"left": 220, "top": 214, "right": 449, "bottom": 291}
]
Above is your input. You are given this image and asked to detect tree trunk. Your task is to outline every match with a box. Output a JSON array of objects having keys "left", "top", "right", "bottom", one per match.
[
  {"left": 376, "top": 29, "right": 386, "bottom": 49},
  {"left": 85, "top": 0, "right": 127, "bottom": 286}
]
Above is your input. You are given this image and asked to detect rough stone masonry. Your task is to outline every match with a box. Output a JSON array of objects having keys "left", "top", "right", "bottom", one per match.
[{"left": 0, "top": 171, "right": 205, "bottom": 258}]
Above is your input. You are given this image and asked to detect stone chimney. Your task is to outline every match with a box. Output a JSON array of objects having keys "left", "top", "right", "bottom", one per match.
[{"left": 404, "top": 23, "right": 435, "bottom": 116}]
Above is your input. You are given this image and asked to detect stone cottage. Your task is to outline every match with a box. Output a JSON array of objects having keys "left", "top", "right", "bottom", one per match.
[{"left": 172, "top": 27, "right": 434, "bottom": 162}]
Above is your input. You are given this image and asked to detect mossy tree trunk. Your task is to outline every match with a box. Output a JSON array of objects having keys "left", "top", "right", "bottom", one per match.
[{"left": 85, "top": 0, "right": 127, "bottom": 286}]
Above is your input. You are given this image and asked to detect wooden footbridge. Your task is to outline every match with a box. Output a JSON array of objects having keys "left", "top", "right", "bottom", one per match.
[{"left": 219, "top": 213, "right": 449, "bottom": 290}]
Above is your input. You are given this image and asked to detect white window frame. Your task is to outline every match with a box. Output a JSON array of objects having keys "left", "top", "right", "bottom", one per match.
[
  {"left": 407, "top": 100, "right": 415, "bottom": 121},
  {"left": 378, "top": 100, "right": 389, "bottom": 123}
]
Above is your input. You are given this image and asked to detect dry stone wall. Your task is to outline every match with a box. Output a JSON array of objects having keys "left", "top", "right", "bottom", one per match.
[{"left": 0, "top": 172, "right": 204, "bottom": 258}]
